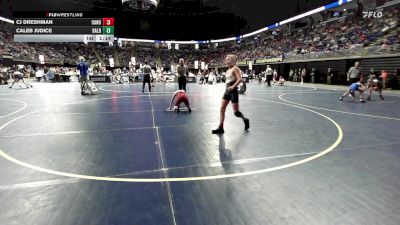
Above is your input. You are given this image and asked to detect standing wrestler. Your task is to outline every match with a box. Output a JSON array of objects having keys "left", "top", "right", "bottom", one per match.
[
  {"left": 367, "top": 75, "right": 384, "bottom": 100},
  {"left": 212, "top": 54, "right": 249, "bottom": 134},
  {"left": 9, "top": 68, "right": 33, "bottom": 89}
]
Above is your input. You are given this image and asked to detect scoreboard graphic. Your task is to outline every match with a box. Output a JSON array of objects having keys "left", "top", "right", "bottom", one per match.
[{"left": 13, "top": 12, "right": 114, "bottom": 43}]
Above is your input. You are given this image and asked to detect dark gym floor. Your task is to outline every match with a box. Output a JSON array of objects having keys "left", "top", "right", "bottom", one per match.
[{"left": 0, "top": 81, "right": 399, "bottom": 225}]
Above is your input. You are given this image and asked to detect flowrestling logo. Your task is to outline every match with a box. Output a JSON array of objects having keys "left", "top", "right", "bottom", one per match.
[{"left": 362, "top": 11, "right": 383, "bottom": 19}]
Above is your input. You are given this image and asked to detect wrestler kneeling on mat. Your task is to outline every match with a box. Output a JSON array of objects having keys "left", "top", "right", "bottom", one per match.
[
  {"left": 212, "top": 54, "right": 249, "bottom": 134},
  {"left": 168, "top": 90, "right": 191, "bottom": 113},
  {"left": 340, "top": 81, "right": 366, "bottom": 102}
]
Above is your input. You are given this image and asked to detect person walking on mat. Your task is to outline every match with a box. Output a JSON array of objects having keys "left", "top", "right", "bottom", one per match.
[{"left": 212, "top": 54, "right": 249, "bottom": 134}]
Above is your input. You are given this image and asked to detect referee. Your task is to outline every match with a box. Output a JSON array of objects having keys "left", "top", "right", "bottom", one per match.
[
  {"left": 347, "top": 61, "right": 363, "bottom": 84},
  {"left": 265, "top": 65, "right": 273, "bottom": 87},
  {"left": 141, "top": 61, "right": 152, "bottom": 93},
  {"left": 176, "top": 58, "right": 188, "bottom": 92}
]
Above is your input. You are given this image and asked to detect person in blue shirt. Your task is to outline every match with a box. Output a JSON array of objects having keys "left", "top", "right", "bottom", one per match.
[
  {"left": 340, "top": 81, "right": 366, "bottom": 102},
  {"left": 47, "top": 69, "right": 54, "bottom": 82},
  {"left": 77, "top": 58, "right": 89, "bottom": 95}
]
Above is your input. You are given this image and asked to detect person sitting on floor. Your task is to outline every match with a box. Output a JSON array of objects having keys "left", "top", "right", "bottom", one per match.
[{"left": 277, "top": 76, "right": 285, "bottom": 86}]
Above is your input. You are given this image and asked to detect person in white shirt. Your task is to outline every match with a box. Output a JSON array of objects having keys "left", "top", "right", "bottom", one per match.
[
  {"left": 35, "top": 68, "right": 44, "bottom": 82},
  {"left": 301, "top": 68, "right": 306, "bottom": 84},
  {"left": 141, "top": 61, "right": 152, "bottom": 93},
  {"left": 9, "top": 69, "right": 33, "bottom": 89},
  {"left": 347, "top": 61, "right": 363, "bottom": 84},
  {"left": 277, "top": 76, "right": 286, "bottom": 86},
  {"left": 208, "top": 72, "right": 215, "bottom": 84},
  {"left": 176, "top": 58, "right": 188, "bottom": 91},
  {"left": 273, "top": 69, "right": 278, "bottom": 84},
  {"left": 212, "top": 54, "right": 249, "bottom": 134},
  {"left": 265, "top": 65, "right": 273, "bottom": 87},
  {"left": 0, "top": 66, "right": 8, "bottom": 85}
]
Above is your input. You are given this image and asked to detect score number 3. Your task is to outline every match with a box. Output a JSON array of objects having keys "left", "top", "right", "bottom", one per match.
[{"left": 102, "top": 18, "right": 114, "bottom": 26}]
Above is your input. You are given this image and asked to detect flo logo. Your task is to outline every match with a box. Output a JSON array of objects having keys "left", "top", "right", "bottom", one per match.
[{"left": 363, "top": 11, "right": 383, "bottom": 18}]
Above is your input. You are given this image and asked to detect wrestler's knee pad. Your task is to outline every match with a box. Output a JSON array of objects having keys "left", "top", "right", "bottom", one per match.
[{"left": 234, "top": 111, "right": 242, "bottom": 117}]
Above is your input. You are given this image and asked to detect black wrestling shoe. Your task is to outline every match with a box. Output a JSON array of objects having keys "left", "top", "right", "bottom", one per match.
[
  {"left": 244, "top": 118, "right": 250, "bottom": 130},
  {"left": 188, "top": 107, "right": 192, "bottom": 113},
  {"left": 212, "top": 127, "right": 224, "bottom": 134}
]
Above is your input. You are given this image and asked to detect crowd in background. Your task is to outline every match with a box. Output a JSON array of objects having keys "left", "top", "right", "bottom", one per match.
[{"left": 0, "top": 6, "right": 399, "bottom": 69}]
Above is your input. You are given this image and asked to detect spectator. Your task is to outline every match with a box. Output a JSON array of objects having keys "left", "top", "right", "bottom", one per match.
[{"left": 301, "top": 68, "right": 306, "bottom": 84}]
